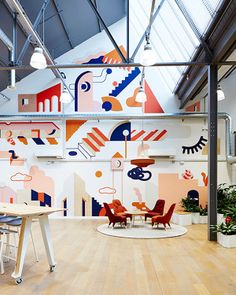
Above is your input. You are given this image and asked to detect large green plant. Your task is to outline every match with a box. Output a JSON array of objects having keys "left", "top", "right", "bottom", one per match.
[
  {"left": 180, "top": 197, "right": 199, "bottom": 212},
  {"left": 217, "top": 183, "right": 230, "bottom": 214}
]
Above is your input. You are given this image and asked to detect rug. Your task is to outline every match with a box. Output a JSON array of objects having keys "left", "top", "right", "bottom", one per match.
[{"left": 97, "top": 222, "right": 187, "bottom": 239}]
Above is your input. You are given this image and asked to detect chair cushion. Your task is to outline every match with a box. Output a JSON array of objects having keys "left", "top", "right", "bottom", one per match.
[{"left": 114, "top": 205, "right": 126, "bottom": 214}]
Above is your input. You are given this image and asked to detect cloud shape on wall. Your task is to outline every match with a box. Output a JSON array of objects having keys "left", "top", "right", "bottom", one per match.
[
  {"left": 10, "top": 172, "right": 32, "bottom": 182},
  {"left": 98, "top": 187, "right": 116, "bottom": 194}
]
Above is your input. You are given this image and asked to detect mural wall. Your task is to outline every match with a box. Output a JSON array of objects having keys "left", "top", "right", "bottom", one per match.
[
  {"left": 0, "top": 118, "right": 230, "bottom": 216},
  {"left": 0, "top": 18, "right": 233, "bottom": 216}
]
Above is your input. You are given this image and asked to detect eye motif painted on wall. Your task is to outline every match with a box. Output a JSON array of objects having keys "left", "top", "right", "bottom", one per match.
[
  {"left": 81, "top": 81, "right": 91, "bottom": 92},
  {"left": 182, "top": 136, "right": 207, "bottom": 154}
]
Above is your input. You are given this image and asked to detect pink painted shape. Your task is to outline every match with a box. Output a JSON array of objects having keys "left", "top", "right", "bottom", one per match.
[
  {"left": 144, "top": 81, "right": 164, "bottom": 113},
  {"left": 24, "top": 166, "right": 54, "bottom": 202},
  {"left": 137, "top": 143, "right": 150, "bottom": 157},
  {"left": 77, "top": 72, "right": 94, "bottom": 112},
  {"left": 133, "top": 187, "right": 142, "bottom": 203},
  {"left": 158, "top": 173, "right": 207, "bottom": 211},
  {"left": 0, "top": 122, "right": 60, "bottom": 131},
  {"left": 10, "top": 158, "right": 25, "bottom": 166},
  {"left": 0, "top": 151, "right": 12, "bottom": 158},
  {"left": 0, "top": 186, "right": 17, "bottom": 203}
]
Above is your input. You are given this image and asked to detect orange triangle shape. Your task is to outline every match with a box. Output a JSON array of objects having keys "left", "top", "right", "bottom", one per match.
[
  {"left": 66, "top": 120, "right": 87, "bottom": 142},
  {"left": 144, "top": 81, "right": 164, "bottom": 113},
  {"left": 112, "top": 152, "right": 124, "bottom": 158}
]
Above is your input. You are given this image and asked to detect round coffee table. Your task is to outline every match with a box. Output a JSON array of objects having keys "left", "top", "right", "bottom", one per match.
[{"left": 124, "top": 210, "right": 148, "bottom": 227}]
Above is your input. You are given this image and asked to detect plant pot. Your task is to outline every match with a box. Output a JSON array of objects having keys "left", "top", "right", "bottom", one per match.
[
  {"left": 172, "top": 212, "right": 192, "bottom": 226},
  {"left": 217, "top": 213, "right": 224, "bottom": 225},
  {"left": 199, "top": 215, "right": 208, "bottom": 224},
  {"left": 191, "top": 212, "right": 200, "bottom": 224},
  {"left": 217, "top": 232, "right": 236, "bottom": 248}
]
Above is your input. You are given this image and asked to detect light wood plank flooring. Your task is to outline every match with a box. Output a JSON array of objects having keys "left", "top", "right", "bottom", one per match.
[{"left": 1, "top": 219, "right": 236, "bottom": 295}]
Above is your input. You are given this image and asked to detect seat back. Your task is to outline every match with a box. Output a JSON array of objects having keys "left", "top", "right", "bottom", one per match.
[
  {"left": 163, "top": 203, "right": 176, "bottom": 222},
  {"left": 112, "top": 199, "right": 126, "bottom": 214},
  {"left": 152, "top": 199, "right": 165, "bottom": 214},
  {"left": 103, "top": 203, "right": 115, "bottom": 222}
]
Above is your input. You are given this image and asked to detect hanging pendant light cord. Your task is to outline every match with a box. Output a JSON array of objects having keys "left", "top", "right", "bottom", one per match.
[{"left": 146, "top": 0, "right": 156, "bottom": 42}]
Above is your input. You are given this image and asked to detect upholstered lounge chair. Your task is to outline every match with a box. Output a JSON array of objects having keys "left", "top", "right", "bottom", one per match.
[
  {"left": 103, "top": 203, "right": 127, "bottom": 228},
  {"left": 145, "top": 199, "right": 165, "bottom": 221},
  {"left": 151, "top": 203, "right": 176, "bottom": 229},
  {"left": 112, "top": 199, "right": 132, "bottom": 221}
]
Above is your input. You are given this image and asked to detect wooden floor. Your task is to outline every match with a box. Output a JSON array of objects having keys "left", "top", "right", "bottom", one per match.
[{"left": 1, "top": 219, "right": 236, "bottom": 295}]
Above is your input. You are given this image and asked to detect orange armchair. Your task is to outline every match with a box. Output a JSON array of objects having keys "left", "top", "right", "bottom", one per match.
[
  {"left": 112, "top": 199, "right": 132, "bottom": 221},
  {"left": 145, "top": 199, "right": 165, "bottom": 221},
  {"left": 152, "top": 203, "right": 176, "bottom": 229},
  {"left": 103, "top": 203, "right": 127, "bottom": 228}
]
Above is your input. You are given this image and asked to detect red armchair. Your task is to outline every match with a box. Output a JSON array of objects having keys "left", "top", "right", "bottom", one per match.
[
  {"left": 112, "top": 199, "right": 132, "bottom": 221},
  {"left": 103, "top": 203, "right": 127, "bottom": 228},
  {"left": 145, "top": 199, "right": 165, "bottom": 221},
  {"left": 151, "top": 203, "right": 176, "bottom": 229}
]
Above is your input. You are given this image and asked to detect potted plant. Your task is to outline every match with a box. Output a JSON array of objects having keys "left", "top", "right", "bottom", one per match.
[
  {"left": 217, "top": 183, "right": 229, "bottom": 224},
  {"left": 199, "top": 205, "right": 208, "bottom": 224},
  {"left": 216, "top": 217, "right": 236, "bottom": 248},
  {"left": 172, "top": 197, "right": 192, "bottom": 226},
  {"left": 191, "top": 204, "right": 200, "bottom": 224}
]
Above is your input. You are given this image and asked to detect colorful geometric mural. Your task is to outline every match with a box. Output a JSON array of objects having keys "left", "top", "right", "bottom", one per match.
[
  {"left": 182, "top": 136, "right": 207, "bottom": 154},
  {"left": 159, "top": 173, "right": 207, "bottom": 211},
  {"left": 31, "top": 189, "right": 51, "bottom": 207},
  {"left": 24, "top": 166, "right": 54, "bottom": 201},
  {"left": 73, "top": 45, "right": 164, "bottom": 113},
  {"left": 66, "top": 120, "right": 87, "bottom": 141},
  {"left": 10, "top": 172, "right": 32, "bottom": 182},
  {"left": 18, "top": 83, "right": 61, "bottom": 113},
  {"left": 0, "top": 185, "right": 16, "bottom": 203},
  {"left": 0, "top": 150, "right": 24, "bottom": 166},
  {"left": 0, "top": 122, "right": 60, "bottom": 145}
]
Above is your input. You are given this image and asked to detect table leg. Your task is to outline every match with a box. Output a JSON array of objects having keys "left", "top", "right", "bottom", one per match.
[
  {"left": 38, "top": 215, "right": 56, "bottom": 272},
  {"left": 11, "top": 216, "right": 32, "bottom": 282}
]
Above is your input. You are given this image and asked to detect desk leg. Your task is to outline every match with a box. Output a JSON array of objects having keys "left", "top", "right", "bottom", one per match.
[
  {"left": 39, "top": 215, "right": 56, "bottom": 272},
  {"left": 11, "top": 216, "right": 32, "bottom": 282}
]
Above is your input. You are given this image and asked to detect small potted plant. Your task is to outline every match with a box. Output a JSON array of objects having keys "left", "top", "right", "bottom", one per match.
[
  {"left": 199, "top": 205, "right": 208, "bottom": 224},
  {"left": 217, "top": 183, "right": 229, "bottom": 224},
  {"left": 173, "top": 197, "right": 192, "bottom": 226},
  {"left": 216, "top": 217, "right": 236, "bottom": 248},
  {"left": 191, "top": 204, "right": 200, "bottom": 224}
]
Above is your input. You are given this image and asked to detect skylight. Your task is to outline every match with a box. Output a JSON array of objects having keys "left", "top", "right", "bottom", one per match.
[{"left": 129, "top": 0, "right": 224, "bottom": 92}]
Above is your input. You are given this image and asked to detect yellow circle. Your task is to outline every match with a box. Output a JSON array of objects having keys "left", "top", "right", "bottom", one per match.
[{"left": 95, "top": 170, "right": 102, "bottom": 178}]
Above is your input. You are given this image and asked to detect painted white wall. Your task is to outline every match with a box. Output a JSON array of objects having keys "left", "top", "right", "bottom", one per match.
[{"left": 218, "top": 70, "right": 236, "bottom": 131}]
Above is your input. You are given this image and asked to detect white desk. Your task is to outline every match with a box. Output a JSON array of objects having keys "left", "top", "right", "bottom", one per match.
[{"left": 0, "top": 202, "right": 64, "bottom": 284}]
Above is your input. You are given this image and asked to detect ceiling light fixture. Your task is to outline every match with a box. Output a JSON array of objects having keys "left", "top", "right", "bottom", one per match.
[
  {"left": 30, "top": 47, "right": 47, "bottom": 69},
  {"left": 136, "top": 86, "right": 147, "bottom": 103},
  {"left": 140, "top": 0, "right": 156, "bottom": 66},
  {"left": 60, "top": 89, "right": 73, "bottom": 103},
  {"left": 30, "top": 9, "right": 47, "bottom": 69},
  {"left": 140, "top": 39, "right": 156, "bottom": 66},
  {"left": 217, "top": 85, "right": 225, "bottom": 101},
  {"left": 135, "top": 67, "right": 147, "bottom": 103}
]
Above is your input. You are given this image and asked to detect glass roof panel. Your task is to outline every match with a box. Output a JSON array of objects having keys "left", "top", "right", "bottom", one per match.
[{"left": 129, "top": 0, "right": 224, "bottom": 92}]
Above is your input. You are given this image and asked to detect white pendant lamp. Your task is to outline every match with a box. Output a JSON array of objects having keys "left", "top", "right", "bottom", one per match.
[
  {"left": 135, "top": 86, "right": 147, "bottom": 103},
  {"left": 30, "top": 47, "right": 47, "bottom": 69},
  {"left": 217, "top": 85, "right": 225, "bottom": 101},
  {"left": 135, "top": 67, "right": 147, "bottom": 103},
  {"left": 60, "top": 89, "right": 73, "bottom": 103},
  {"left": 140, "top": 41, "right": 156, "bottom": 66}
]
